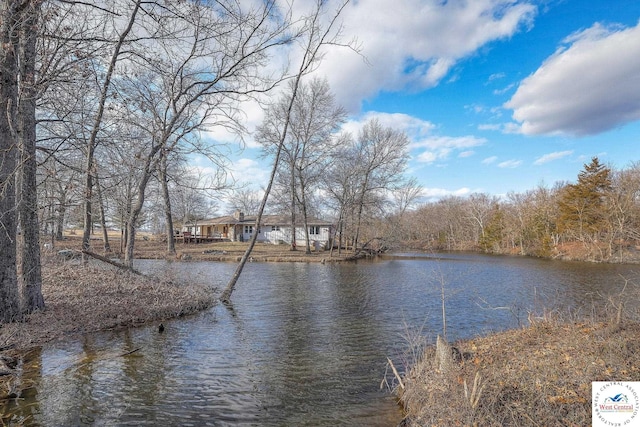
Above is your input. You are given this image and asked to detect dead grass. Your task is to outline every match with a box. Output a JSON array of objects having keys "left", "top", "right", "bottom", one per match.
[
  {"left": 49, "top": 233, "right": 354, "bottom": 263},
  {"left": 0, "top": 260, "right": 215, "bottom": 351},
  {"left": 399, "top": 320, "right": 640, "bottom": 426}
]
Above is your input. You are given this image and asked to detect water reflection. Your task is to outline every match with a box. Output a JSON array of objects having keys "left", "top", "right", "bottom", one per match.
[{"left": 3, "top": 254, "right": 638, "bottom": 426}]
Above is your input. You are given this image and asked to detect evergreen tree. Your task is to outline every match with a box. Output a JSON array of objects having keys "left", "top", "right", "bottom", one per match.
[{"left": 557, "top": 157, "right": 612, "bottom": 241}]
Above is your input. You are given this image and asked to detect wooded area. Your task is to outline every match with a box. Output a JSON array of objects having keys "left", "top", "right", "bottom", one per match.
[
  {"left": 370, "top": 157, "right": 640, "bottom": 263},
  {"left": 0, "top": 0, "right": 356, "bottom": 318}
]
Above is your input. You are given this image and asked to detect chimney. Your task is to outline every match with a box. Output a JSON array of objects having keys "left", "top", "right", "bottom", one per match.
[{"left": 233, "top": 210, "right": 244, "bottom": 221}]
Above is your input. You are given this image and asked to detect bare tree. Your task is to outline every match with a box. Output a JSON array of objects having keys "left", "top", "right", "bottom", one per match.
[
  {"left": 393, "top": 177, "right": 423, "bottom": 217},
  {"left": 257, "top": 77, "right": 345, "bottom": 253},
  {"left": 466, "top": 192, "right": 498, "bottom": 245},
  {"left": 349, "top": 119, "right": 410, "bottom": 251},
  {"left": 81, "top": 0, "right": 144, "bottom": 258},
  {"left": 111, "top": 0, "right": 296, "bottom": 268},
  {"left": 220, "top": 0, "right": 355, "bottom": 303},
  {"left": 0, "top": 0, "right": 47, "bottom": 320},
  {"left": 605, "top": 163, "right": 640, "bottom": 260},
  {"left": 322, "top": 134, "right": 359, "bottom": 255},
  {"left": 227, "top": 188, "right": 263, "bottom": 215}
]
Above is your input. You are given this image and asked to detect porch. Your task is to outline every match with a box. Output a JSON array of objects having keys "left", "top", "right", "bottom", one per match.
[{"left": 176, "top": 231, "right": 231, "bottom": 244}]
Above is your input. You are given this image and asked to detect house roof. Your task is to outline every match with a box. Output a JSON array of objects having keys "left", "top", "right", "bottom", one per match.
[{"left": 185, "top": 214, "right": 333, "bottom": 227}]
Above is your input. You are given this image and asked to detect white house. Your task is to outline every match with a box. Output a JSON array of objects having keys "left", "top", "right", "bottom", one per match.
[{"left": 181, "top": 210, "right": 333, "bottom": 247}]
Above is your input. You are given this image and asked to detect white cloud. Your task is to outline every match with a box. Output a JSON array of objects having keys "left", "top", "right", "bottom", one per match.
[
  {"left": 459, "top": 150, "right": 475, "bottom": 158},
  {"left": 493, "top": 83, "right": 515, "bottom": 95},
  {"left": 342, "top": 111, "right": 436, "bottom": 138},
  {"left": 478, "top": 123, "right": 501, "bottom": 131},
  {"left": 482, "top": 156, "right": 498, "bottom": 164},
  {"left": 505, "top": 20, "right": 640, "bottom": 136},
  {"left": 488, "top": 72, "right": 506, "bottom": 82},
  {"left": 417, "top": 151, "right": 439, "bottom": 163},
  {"left": 200, "top": 98, "right": 267, "bottom": 149},
  {"left": 421, "top": 186, "right": 473, "bottom": 201},
  {"left": 311, "top": 0, "right": 536, "bottom": 112},
  {"left": 413, "top": 135, "right": 487, "bottom": 164},
  {"left": 498, "top": 159, "right": 522, "bottom": 168},
  {"left": 342, "top": 111, "right": 485, "bottom": 164},
  {"left": 227, "top": 157, "right": 271, "bottom": 188},
  {"left": 533, "top": 150, "right": 574, "bottom": 165}
]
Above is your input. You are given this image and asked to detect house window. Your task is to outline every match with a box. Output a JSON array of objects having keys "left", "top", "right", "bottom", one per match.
[
  {"left": 309, "top": 226, "right": 320, "bottom": 235},
  {"left": 271, "top": 225, "right": 280, "bottom": 231},
  {"left": 244, "top": 225, "right": 253, "bottom": 234}
]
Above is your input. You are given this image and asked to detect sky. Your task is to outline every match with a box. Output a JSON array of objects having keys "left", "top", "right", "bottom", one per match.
[{"left": 201, "top": 0, "right": 640, "bottom": 205}]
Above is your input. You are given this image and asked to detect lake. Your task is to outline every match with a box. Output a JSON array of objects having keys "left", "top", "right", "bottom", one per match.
[{"left": 3, "top": 253, "right": 638, "bottom": 426}]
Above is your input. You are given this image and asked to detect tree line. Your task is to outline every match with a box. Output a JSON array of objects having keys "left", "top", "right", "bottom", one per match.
[{"left": 368, "top": 157, "right": 640, "bottom": 263}]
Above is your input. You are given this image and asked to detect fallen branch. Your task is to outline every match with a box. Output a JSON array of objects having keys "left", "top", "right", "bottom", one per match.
[
  {"left": 82, "top": 250, "right": 142, "bottom": 275},
  {"left": 117, "top": 347, "right": 142, "bottom": 357},
  {"left": 387, "top": 357, "right": 405, "bottom": 390}
]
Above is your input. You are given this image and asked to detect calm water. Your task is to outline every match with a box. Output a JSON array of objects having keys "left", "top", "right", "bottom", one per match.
[{"left": 3, "top": 253, "right": 639, "bottom": 426}]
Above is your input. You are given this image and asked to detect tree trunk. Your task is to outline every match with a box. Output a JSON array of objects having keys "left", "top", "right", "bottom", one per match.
[
  {"left": 354, "top": 200, "right": 363, "bottom": 252},
  {"left": 301, "top": 197, "right": 311, "bottom": 254},
  {"left": 435, "top": 335, "right": 454, "bottom": 374},
  {"left": 94, "top": 173, "right": 111, "bottom": 253},
  {"left": 17, "top": 0, "right": 44, "bottom": 313},
  {"left": 297, "top": 175, "right": 312, "bottom": 254},
  {"left": 289, "top": 168, "right": 297, "bottom": 251},
  {"left": 124, "top": 143, "right": 162, "bottom": 267},
  {"left": 159, "top": 151, "right": 176, "bottom": 255},
  {"left": 55, "top": 201, "right": 65, "bottom": 240},
  {"left": 125, "top": 220, "right": 137, "bottom": 267},
  {"left": 0, "top": 0, "right": 21, "bottom": 322}
]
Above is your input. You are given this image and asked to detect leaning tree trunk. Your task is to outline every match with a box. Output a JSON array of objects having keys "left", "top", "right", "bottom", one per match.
[
  {"left": 16, "top": 0, "right": 44, "bottom": 313},
  {"left": 0, "top": 0, "right": 21, "bottom": 322},
  {"left": 220, "top": 0, "right": 350, "bottom": 303}
]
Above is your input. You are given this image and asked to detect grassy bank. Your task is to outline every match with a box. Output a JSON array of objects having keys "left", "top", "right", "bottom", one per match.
[
  {"left": 398, "top": 319, "right": 640, "bottom": 426},
  {"left": 52, "top": 234, "right": 354, "bottom": 263},
  {"left": 0, "top": 258, "right": 216, "bottom": 400}
]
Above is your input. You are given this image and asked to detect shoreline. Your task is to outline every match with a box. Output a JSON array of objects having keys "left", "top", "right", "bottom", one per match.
[
  {"left": 396, "top": 320, "right": 640, "bottom": 426},
  {"left": 54, "top": 233, "right": 640, "bottom": 265},
  {"left": 52, "top": 235, "right": 362, "bottom": 264},
  {"left": 0, "top": 259, "right": 216, "bottom": 400}
]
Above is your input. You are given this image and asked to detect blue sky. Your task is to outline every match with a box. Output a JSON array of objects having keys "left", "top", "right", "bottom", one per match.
[{"left": 206, "top": 0, "right": 640, "bottom": 204}]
